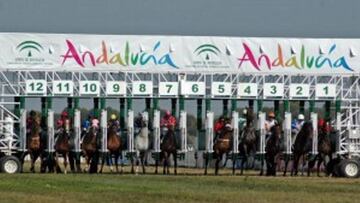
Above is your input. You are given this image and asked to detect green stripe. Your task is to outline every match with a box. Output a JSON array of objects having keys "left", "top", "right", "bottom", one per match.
[
  {"left": 194, "top": 44, "right": 220, "bottom": 53},
  {"left": 16, "top": 41, "right": 43, "bottom": 50}
]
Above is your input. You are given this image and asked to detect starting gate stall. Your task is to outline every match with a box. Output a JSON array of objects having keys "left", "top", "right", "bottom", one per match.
[
  {"left": 258, "top": 112, "right": 266, "bottom": 158},
  {"left": 100, "top": 109, "right": 108, "bottom": 153},
  {"left": 127, "top": 110, "right": 135, "bottom": 155},
  {"left": 152, "top": 110, "right": 161, "bottom": 160}
]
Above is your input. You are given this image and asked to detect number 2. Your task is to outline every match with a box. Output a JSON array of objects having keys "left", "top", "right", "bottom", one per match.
[{"left": 296, "top": 86, "right": 303, "bottom": 95}]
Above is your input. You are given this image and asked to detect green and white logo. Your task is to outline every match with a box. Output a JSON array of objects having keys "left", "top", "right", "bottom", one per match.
[
  {"left": 194, "top": 44, "right": 221, "bottom": 60},
  {"left": 16, "top": 41, "right": 44, "bottom": 57}
]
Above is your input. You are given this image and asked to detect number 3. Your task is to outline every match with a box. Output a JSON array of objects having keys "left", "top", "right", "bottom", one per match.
[{"left": 270, "top": 85, "right": 277, "bottom": 94}]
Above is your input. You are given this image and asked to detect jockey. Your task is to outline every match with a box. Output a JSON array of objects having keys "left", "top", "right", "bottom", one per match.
[
  {"left": 214, "top": 116, "right": 226, "bottom": 141},
  {"left": 57, "top": 111, "right": 71, "bottom": 133},
  {"left": 26, "top": 110, "right": 37, "bottom": 134},
  {"left": 292, "top": 114, "right": 305, "bottom": 135},
  {"left": 91, "top": 116, "right": 100, "bottom": 130},
  {"left": 160, "top": 110, "right": 176, "bottom": 130},
  {"left": 82, "top": 115, "right": 92, "bottom": 132},
  {"left": 265, "top": 111, "right": 278, "bottom": 138},
  {"left": 239, "top": 109, "right": 248, "bottom": 132},
  {"left": 108, "top": 113, "right": 120, "bottom": 129},
  {"left": 318, "top": 118, "right": 332, "bottom": 134}
]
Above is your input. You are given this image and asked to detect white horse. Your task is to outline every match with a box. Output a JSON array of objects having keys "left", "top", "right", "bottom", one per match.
[{"left": 133, "top": 113, "right": 150, "bottom": 174}]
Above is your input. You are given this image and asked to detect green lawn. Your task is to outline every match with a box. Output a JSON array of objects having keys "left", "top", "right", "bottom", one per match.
[{"left": 0, "top": 171, "right": 359, "bottom": 203}]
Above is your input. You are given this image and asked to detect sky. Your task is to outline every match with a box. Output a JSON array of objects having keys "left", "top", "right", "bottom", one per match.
[{"left": 0, "top": 0, "right": 357, "bottom": 116}]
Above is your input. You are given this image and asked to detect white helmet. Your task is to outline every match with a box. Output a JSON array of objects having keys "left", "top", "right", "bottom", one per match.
[
  {"left": 298, "top": 114, "right": 305, "bottom": 120},
  {"left": 243, "top": 109, "right": 247, "bottom": 115}
]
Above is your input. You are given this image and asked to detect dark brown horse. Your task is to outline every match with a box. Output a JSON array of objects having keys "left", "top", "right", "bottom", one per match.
[
  {"left": 207, "top": 118, "right": 233, "bottom": 175},
  {"left": 82, "top": 127, "right": 98, "bottom": 173},
  {"left": 238, "top": 109, "right": 257, "bottom": 175},
  {"left": 284, "top": 121, "right": 313, "bottom": 176},
  {"left": 156, "top": 126, "right": 177, "bottom": 175},
  {"left": 308, "top": 120, "right": 334, "bottom": 176},
  {"left": 99, "top": 123, "right": 122, "bottom": 173},
  {"left": 26, "top": 116, "right": 44, "bottom": 173},
  {"left": 263, "top": 123, "right": 282, "bottom": 176},
  {"left": 54, "top": 127, "right": 70, "bottom": 174}
]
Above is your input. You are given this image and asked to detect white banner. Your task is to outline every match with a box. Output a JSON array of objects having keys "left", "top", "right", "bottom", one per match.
[{"left": 0, "top": 32, "right": 359, "bottom": 74}]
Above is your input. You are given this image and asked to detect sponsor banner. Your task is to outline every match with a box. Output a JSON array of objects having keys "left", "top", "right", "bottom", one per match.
[{"left": 0, "top": 32, "right": 358, "bottom": 74}]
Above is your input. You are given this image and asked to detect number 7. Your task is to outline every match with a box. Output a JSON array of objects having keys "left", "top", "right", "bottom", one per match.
[{"left": 166, "top": 84, "right": 172, "bottom": 93}]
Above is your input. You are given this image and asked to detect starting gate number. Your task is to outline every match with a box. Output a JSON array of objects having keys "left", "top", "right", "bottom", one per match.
[
  {"left": 289, "top": 84, "right": 310, "bottom": 98},
  {"left": 53, "top": 81, "right": 73, "bottom": 95},
  {"left": 159, "top": 82, "right": 178, "bottom": 96},
  {"left": 133, "top": 81, "right": 153, "bottom": 95},
  {"left": 264, "top": 83, "right": 284, "bottom": 97},
  {"left": 237, "top": 83, "right": 258, "bottom": 97},
  {"left": 106, "top": 81, "right": 127, "bottom": 96},
  {"left": 25, "top": 80, "right": 47, "bottom": 95},
  {"left": 79, "top": 81, "right": 100, "bottom": 96},
  {"left": 211, "top": 82, "right": 232, "bottom": 96},
  {"left": 181, "top": 82, "right": 205, "bottom": 95},
  {"left": 316, "top": 84, "right": 336, "bottom": 98}
]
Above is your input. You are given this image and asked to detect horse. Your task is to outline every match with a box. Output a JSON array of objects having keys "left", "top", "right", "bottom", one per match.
[
  {"left": 54, "top": 126, "right": 70, "bottom": 174},
  {"left": 99, "top": 122, "right": 122, "bottom": 173},
  {"left": 23, "top": 116, "right": 44, "bottom": 173},
  {"left": 263, "top": 123, "right": 282, "bottom": 176},
  {"left": 238, "top": 109, "right": 257, "bottom": 175},
  {"left": 132, "top": 114, "right": 150, "bottom": 174},
  {"left": 308, "top": 120, "right": 335, "bottom": 176},
  {"left": 81, "top": 126, "right": 98, "bottom": 173},
  {"left": 283, "top": 121, "right": 313, "bottom": 176},
  {"left": 156, "top": 126, "right": 177, "bottom": 175},
  {"left": 205, "top": 118, "right": 233, "bottom": 175}
]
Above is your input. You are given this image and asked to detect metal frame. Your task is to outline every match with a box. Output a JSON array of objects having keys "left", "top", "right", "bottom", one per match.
[{"left": 0, "top": 70, "right": 359, "bottom": 157}]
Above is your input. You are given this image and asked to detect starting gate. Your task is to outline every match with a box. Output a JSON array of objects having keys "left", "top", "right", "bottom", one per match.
[
  {"left": 153, "top": 110, "right": 161, "bottom": 153},
  {"left": 311, "top": 112, "right": 318, "bottom": 155},
  {"left": 205, "top": 111, "right": 214, "bottom": 153},
  {"left": 127, "top": 110, "right": 134, "bottom": 153},
  {"left": 283, "top": 112, "right": 292, "bottom": 154},
  {"left": 73, "top": 109, "right": 81, "bottom": 153},
  {"left": 100, "top": 110, "right": 108, "bottom": 153},
  {"left": 47, "top": 110, "right": 55, "bottom": 153},
  {"left": 258, "top": 112, "right": 266, "bottom": 154},
  {"left": 231, "top": 111, "right": 239, "bottom": 154},
  {"left": 179, "top": 110, "right": 187, "bottom": 153}
]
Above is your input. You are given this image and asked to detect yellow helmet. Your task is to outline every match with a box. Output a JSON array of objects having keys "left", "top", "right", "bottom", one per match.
[
  {"left": 110, "top": 114, "right": 117, "bottom": 120},
  {"left": 268, "top": 112, "right": 275, "bottom": 118}
]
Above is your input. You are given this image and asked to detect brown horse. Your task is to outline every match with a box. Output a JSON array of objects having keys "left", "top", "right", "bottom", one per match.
[
  {"left": 284, "top": 121, "right": 313, "bottom": 176},
  {"left": 82, "top": 127, "right": 98, "bottom": 173},
  {"left": 156, "top": 126, "right": 177, "bottom": 175},
  {"left": 208, "top": 118, "right": 233, "bottom": 175},
  {"left": 99, "top": 123, "right": 122, "bottom": 173},
  {"left": 26, "top": 116, "right": 44, "bottom": 173},
  {"left": 263, "top": 123, "right": 282, "bottom": 176},
  {"left": 54, "top": 127, "right": 70, "bottom": 174},
  {"left": 308, "top": 120, "right": 334, "bottom": 176},
  {"left": 238, "top": 109, "right": 257, "bottom": 175}
]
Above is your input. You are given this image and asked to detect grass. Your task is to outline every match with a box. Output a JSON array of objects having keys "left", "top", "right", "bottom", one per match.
[{"left": 0, "top": 167, "right": 360, "bottom": 203}]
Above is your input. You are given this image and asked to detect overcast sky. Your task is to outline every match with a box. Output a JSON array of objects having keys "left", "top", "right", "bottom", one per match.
[
  {"left": 0, "top": 0, "right": 359, "bottom": 38},
  {"left": 0, "top": 0, "right": 356, "bottom": 115}
]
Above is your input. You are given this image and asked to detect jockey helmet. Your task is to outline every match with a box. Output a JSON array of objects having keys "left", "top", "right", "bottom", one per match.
[
  {"left": 61, "top": 111, "right": 68, "bottom": 117},
  {"left": 243, "top": 108, "right": 248, "bottom": 115},
  {"left": 165, "top": 110, "right": 171, "bottom": 116},
  {"left": 111, "top": 114, "right": 117, "bottom": 120},
  {"left": 268, "top": 112, "right": 275, "bottom": 118},
  {"left": 298, "top": 114, "right": 305, "bottom": 120}
]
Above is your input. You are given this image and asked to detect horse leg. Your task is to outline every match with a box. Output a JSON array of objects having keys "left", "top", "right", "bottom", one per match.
[
  {"left": 30, "top": 153, "right": 39, "bottom": 173},
  {"left": 141, "top": 151, "right": 146, "bottom": 174},
  {"left": 63, "top": 152, "right": 68, "bottom": 174},
  {"left": 301, "top": 155, "right": 306, "bottom": 176},
  {"left": 99, "top": 152, "right": 106, "bottom": 173},
  {"left": 292, "top": 154, "right": 300, "bottom": 176},
  {"left": 131, "top": 155, "right": 135, "bottom": 174},
  {"left": 173, "top": 151, "right": 177, "bottom": 175},
  {"left": 317, "top": 155, "right": 323, "bottom": 177},
  {"left": 163, "top": 153, "right": 167, "bottom": 175},
  {"left": 55, "top": 152, "right": 62, "bottom": 173},
  {"left": 204, "top": 153, "right": 209, "bottom": 175},
  {"left": 114, "top": 152, "right": 119, "bottom": 173},
  {"left": 215, "top": 154, "right": 221, "bottom": 175},
  {"left": 241, "top": 155, "right": 247, "bottom": 176},
  {"left": 232, "top": 155, "right": 236, "bottom": 175},
  {"left": 283, "top": 156, "right": 289, "bottom": 176},
  {"left": 135, "top": 151, "right": 140, "bottom": 175}
]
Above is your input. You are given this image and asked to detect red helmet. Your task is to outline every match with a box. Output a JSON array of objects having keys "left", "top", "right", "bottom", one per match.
[
  {"left": 57, "top": 120, "right": 64, "bottom": 127},
  {"left": 318, "top": 119, "right": 326, "bottom": 128},
  {"left": 61, "top": 111, "right": 68, "bottom": 117},
  {"left": 165, "top": 110, "right": 171, "bottom": 116}
]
